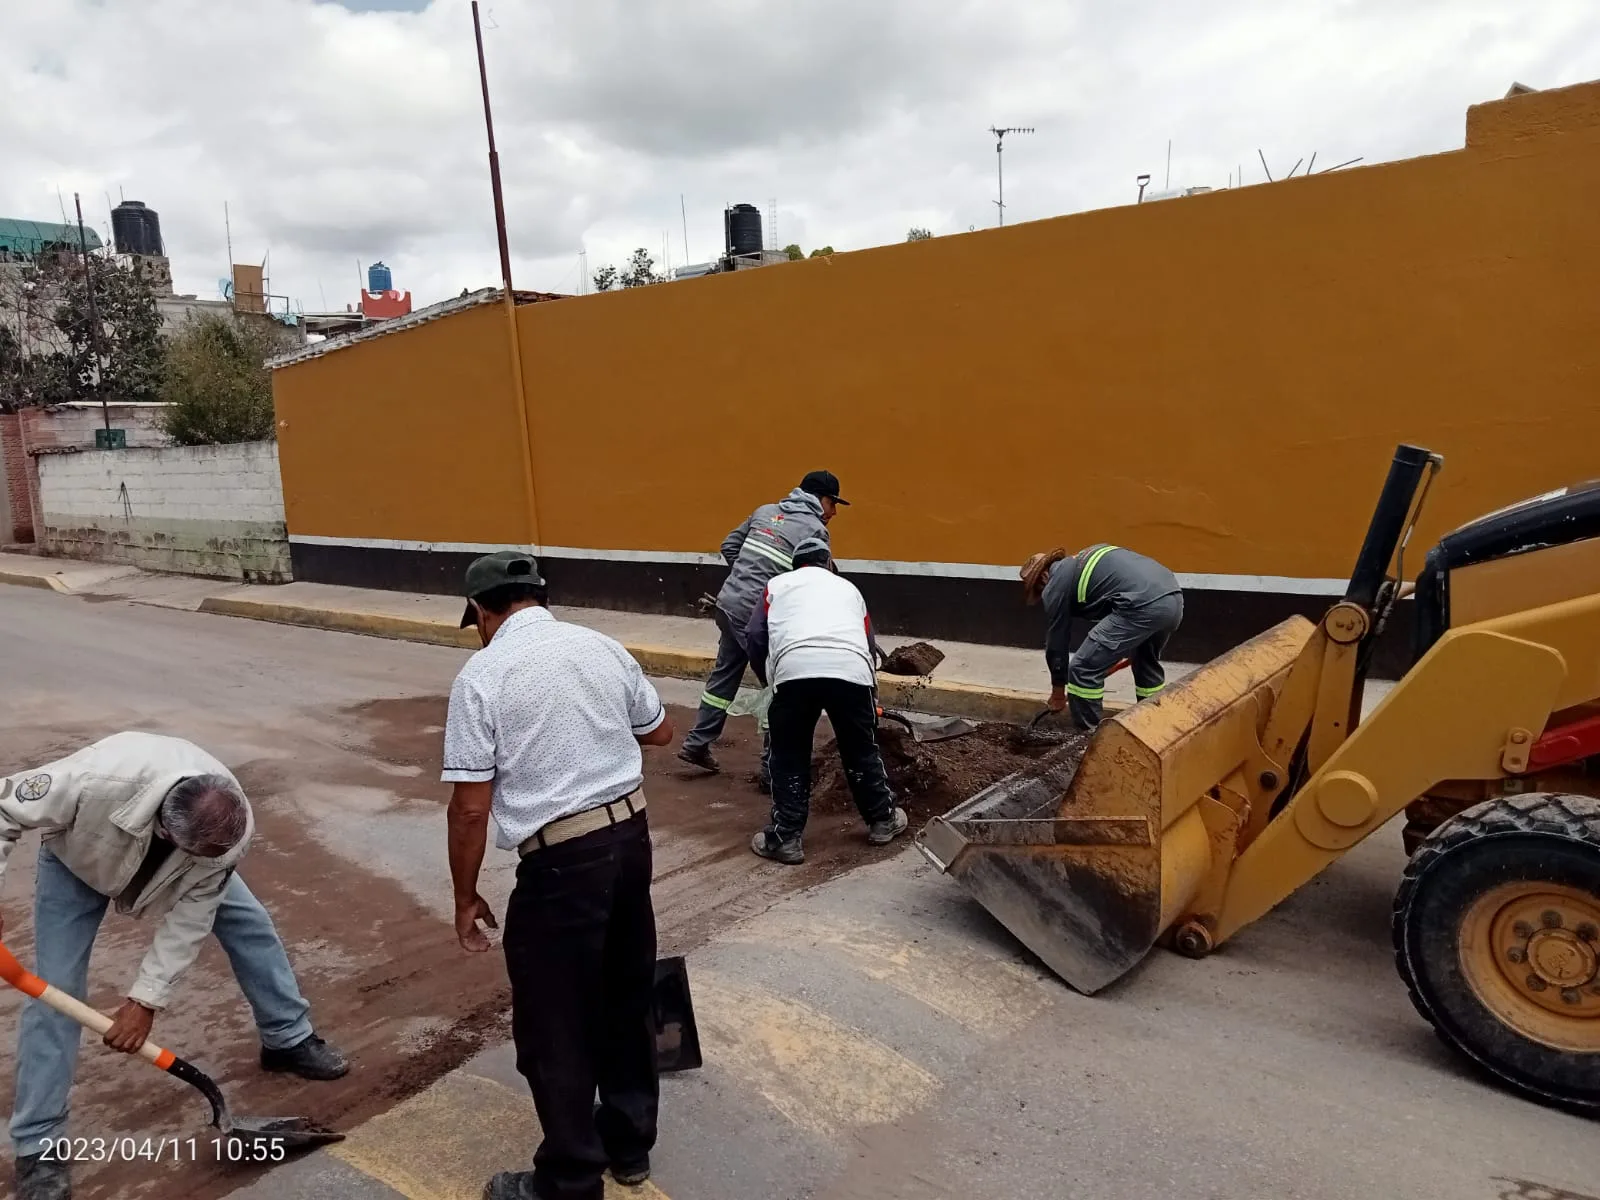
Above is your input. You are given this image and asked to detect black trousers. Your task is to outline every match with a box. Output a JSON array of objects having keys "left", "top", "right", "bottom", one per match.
[
  {"left": 503, "top": 812, "right": 658, "bottom": 1200},
  {"left": 767, "top": 677, "right": 895, "bottom": 841}
]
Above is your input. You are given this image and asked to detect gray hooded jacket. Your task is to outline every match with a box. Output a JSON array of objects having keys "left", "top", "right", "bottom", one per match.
[{"left": 715, "top": 488, "right": 831, "bottom": 625}]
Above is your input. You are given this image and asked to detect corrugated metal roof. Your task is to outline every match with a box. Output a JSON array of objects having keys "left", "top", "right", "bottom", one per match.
[
  {"left": 268, "top": 287, "right": 566, "bottom": 370},
  {"left": 0, "top": 218, "right": 104, "bottom": 256}
]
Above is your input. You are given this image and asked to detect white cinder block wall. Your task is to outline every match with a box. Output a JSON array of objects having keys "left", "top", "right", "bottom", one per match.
[{"left": 38, "top": 443, "right": 291, "bottom": 581}]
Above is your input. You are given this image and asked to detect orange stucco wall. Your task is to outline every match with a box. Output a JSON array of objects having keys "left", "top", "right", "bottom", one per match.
[
  {"left": 278, "top": 80, "right": 1600, "bottom": 581},
  {"left": 274, "top": 299, "right": 529, "bottom": 546}
]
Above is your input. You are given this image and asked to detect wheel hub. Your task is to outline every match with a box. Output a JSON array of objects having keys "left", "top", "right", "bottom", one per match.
[
  {"left": 1460, "top": 883, "right": 1600, "bottom": 1051},
  {"left": 1524, "top": 926, "right": 1597, "bottom": 991}
]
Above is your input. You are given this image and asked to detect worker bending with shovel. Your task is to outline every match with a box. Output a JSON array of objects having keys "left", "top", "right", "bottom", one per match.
[
  {"left": 0, "top": 733, "right": 346, "bottom": 1200},
  {"left": 1021, "top": 544, "right": 1184, "bottom": 730},
  {"left": 743, "top": 537, "right": 908, "bottom": 863},
  {"left": 678, "top": 470, "right": 846, "bottom": 775}
]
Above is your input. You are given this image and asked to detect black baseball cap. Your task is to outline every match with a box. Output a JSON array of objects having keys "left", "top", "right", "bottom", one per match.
[
  {"left": 799, "top": 469, "right": 849, "bottom": 505},
  {"left": 459, "top": 550, "right": 546, "bottom": 627}
]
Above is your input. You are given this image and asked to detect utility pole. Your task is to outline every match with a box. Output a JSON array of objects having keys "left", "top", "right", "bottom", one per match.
[
  {"left": 988, "top": 126, "right": 1034, "bottom": 227},
  {"left": 72, "top": 193, "right": 110, "bottom": 434},
  {"left": 471, "top": 0, "right": 541, "bottom": 550}
]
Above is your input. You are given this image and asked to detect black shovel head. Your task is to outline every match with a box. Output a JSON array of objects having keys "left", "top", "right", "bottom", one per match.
[
  {"left": 653, "top": 956, "right": 702, "bottom": 1073},
  {"left": 226, "top": 1117, "right": 345, "bottom": 1155}
]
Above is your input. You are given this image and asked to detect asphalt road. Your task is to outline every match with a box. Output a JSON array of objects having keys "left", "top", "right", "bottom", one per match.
[{"left": 2, "top": 585, "right": 1596, "bottom": 1200}]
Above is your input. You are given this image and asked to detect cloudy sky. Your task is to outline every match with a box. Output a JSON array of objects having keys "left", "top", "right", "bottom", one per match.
[{"left": 3, "top": 1, "right": 1596, "bottom": 311}]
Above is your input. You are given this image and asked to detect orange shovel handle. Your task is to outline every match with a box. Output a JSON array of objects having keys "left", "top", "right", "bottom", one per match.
[{"left": 0, "top": 941, "right": 176, "bottom": 1069}]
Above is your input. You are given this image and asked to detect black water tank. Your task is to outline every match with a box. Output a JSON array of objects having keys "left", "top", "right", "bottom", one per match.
[
  {"left": 111, "top": 201, "right": 163, "bottom": 256},
  {"left": 724, "top": 203, "right": 763, "bottom": 257}
]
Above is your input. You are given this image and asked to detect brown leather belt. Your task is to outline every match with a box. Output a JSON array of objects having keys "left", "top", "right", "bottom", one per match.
[{"left": 517, "top": 790, "right": 646, "bottom": 858}]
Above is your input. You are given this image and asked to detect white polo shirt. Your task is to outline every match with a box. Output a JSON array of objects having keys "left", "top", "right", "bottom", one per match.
[{"left": 441, "top": 607, "right": 667, "bottom": 849}]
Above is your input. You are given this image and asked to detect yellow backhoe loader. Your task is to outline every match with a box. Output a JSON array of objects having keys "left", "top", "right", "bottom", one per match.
[{"left": 917, "top": 445, "right": 1600, "bottom": 1112}]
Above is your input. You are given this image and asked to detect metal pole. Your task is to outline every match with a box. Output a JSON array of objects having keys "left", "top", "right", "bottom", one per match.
[
  {"left": 472, "top": 0, "right": 542, "bottom": 550},
  {"left": 73, "top": 193, "right": 110, "bottom": 434},
  {"left": 996, "top": 136, "right": 1004, "bottom": 227},
  {"left": 474, "top": 2, "right": 514, "bottom": 295}
]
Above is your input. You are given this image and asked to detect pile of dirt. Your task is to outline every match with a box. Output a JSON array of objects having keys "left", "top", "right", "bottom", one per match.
[
  {"left": 879, "top": 641, "right": 946, "bottom": 677},
  {"left": 811, "top": 721, "right": 1092, "bottom": 821}
]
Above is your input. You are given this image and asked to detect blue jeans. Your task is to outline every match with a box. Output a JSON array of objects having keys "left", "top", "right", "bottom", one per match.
[{"left": 11, "top": 847, "right": 314, "bottom": 1156}]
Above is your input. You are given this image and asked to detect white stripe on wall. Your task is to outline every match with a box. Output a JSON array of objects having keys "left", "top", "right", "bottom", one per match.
[{"left": 289, "top": 534, "right": 1349, "bottom": 595}]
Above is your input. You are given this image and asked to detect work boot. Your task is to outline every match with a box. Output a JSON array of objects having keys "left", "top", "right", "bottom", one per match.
[
  {"left": 866, "top": 807, "right": 910, "bottom": 846},
  {"left": 611, "top": 1155, "right": 651, "bottom": 1186},
  {"left": 750, "top": 829, "right": 804, "bottom": 865},
  {"left": 676, "top": 744, "right": 721, "bottom": 774},
  {"left": 481, "top": 1171, "right": 539, "bottom": 1200},
  {"left": 260, "top": 1032, "right": 349, "bottom": 1080},
  {"left": 15, "top": 1153, "right": 71, "bottom": 1200}
]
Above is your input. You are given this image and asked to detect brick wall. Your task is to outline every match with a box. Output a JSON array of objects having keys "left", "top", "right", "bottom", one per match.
[
  {"left": 0, "top": 403, "right": 170, "bottom": 545},
  {"left": 37, "top": 442, "right": 290, "bottom": 581},
  {"left": 0, "top": 413, "right": 27, "bottom": 543}
]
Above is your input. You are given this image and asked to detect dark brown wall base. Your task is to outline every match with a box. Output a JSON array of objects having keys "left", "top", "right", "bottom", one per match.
[{"left": 289, "top": 542, "right": 1414, "bottom": 679}]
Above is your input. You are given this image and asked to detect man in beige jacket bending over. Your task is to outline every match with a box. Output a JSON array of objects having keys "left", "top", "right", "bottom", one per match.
[{"left": 1, "top": 732, "right": 346, "bottom": 1200}]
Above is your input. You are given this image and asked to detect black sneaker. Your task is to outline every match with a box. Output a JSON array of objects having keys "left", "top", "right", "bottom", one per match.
[
  {"left": 866, "top": 807, "right": 909, "bottom": 845},
  {"left": 15, "top": 1153, "right": 71, "bottom": 1200},
  {"left": 750, "top": 829, "right": 804, "bottom": 865},
  {"left": 611, "top": 1157, "right": 651, "bottom": 1186},
  {"left": 260, "top": 1032, "right": 349, "bottom": 1081},
  {"left": 677, "top": 744, "right": 721, "bottom": 774},
  {"left": 481, "top": 1171, "right": 538, "bottom": 1200}
]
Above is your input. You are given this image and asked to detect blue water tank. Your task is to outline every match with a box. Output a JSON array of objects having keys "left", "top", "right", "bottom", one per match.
[{"left": 368, "top": 261, "right": 393, "bottom": 293}]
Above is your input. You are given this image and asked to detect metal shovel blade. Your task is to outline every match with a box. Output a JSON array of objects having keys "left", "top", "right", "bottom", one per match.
[
  {"left": 880, "top": 709, "right": 979, "bottom": 743},
  {"left": 227, "top": 1117, "right": 346, "bottom": 1154},
  {"left": 172, "top": 1056, "right": 345, "bottom": 1154},
  {"left": 653, "top": 956, "right": 702, "bottom": 1073}
]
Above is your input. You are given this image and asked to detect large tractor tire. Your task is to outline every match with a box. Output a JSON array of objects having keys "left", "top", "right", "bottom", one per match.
[{"left": 1394, "top": 793, "right": 1600, "bottom": 1114}]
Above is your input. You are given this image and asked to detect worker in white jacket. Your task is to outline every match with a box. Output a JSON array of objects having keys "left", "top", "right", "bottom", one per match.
[
  {"left": 743, "top": 538, "right": 908, "bottom": 864},
  {"left": 1, "top": 732, "right": 346, "bottom": 1200}
]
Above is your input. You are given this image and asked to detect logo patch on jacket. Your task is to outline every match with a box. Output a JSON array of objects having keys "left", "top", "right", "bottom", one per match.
[{"left": 15, "top": 774, "right": 51, "bottom": 803}]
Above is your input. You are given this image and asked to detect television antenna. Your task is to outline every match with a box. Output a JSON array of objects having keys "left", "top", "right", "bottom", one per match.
[{"left": 988, "top": 126, "right": 1034, "bottom": 227}]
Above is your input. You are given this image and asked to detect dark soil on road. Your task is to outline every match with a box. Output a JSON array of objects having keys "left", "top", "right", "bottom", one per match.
[
  {"left": 5, "top": 697, "right": 1012, "bottom": 1200},
  {"left": 812, "top": 720, "right": 1090, "bottom": 824}
]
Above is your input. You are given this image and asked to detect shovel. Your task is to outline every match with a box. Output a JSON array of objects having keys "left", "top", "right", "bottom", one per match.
[
  {"left": 1023, "top": 659, "right": 1133, "bottom": 742},
  {"left": 0, "top": 942, "right": 343, "bottom": 1155},
  {"left": 877, "top": 707, "right": 979, "bottom": 744}
]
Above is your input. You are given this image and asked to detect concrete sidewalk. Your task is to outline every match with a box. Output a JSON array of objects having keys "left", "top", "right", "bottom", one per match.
[
  {"left": 0, "top": 553, "right": 1165, "bottom": 719},
  {"left": 194, "top": 580, "right": 1159, "bottom": 718}
]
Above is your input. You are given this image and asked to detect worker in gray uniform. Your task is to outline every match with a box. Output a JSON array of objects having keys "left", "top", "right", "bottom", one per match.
[
  {"left": 678, "top": 471, "right": 847, "bottom": 773},
  {"left": 1020, "top": 544, "right": 1184, "bottom": 731}
]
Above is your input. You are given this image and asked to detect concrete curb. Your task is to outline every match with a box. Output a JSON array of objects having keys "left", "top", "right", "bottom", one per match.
[
  {"left": 0, "top": 570, "right": 69, "bottom": 593},
  {"left": 198, "top": 596, "right": 482, "bottom": 649},
  {"left": 194, "top": 595, "right": 1098, "bottom": 723}
]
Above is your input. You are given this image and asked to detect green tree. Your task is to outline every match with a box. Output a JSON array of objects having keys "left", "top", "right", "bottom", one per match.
[
  {"left": 26, "top": 252, "right": 164, "bottom": 407},
  {"left": 592, "top": 264, "right": 618, "bottom": 292},
  {"left": 619, "top": 248, "right": 662, "bottom": 288},
  {"left": 907, "top": 227, "right": 933, "bottom": 241},
  {"left": 159, "top": 313, "right": 296, "bottom": 445},
  {"left": 783, "top": 243, "right": 804, "bottom": 261},
  {"left": 808, "top": 246, "right": 835, "bottom": 258}
]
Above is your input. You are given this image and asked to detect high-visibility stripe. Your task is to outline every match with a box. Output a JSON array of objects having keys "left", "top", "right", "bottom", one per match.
[
  {"left": 700, "top": 691, "right": 733, "bottom": 711},
  {"left": 1065, "top": 683, "right": 1105, "bottom": 700},
  {"left": 1077, "top": 545, "right": 1120, "bottom": 604},
  {"left": 1135, "top": 684, "right": 1166, "bottom": 699},
  {"left": 746, "top": 541, "right": 794, "bottom": 570}
]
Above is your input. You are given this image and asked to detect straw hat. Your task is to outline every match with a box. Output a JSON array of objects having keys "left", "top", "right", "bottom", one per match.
[{"left": 1020, "top": 548, "right": 1067, "bottom": 605}]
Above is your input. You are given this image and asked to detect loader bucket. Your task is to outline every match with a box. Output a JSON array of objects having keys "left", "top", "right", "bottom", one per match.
[{"left": 915, "top": 616, "right": 1316, "bottom": 993}]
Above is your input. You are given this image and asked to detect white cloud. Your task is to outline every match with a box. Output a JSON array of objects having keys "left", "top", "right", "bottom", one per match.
[{"left": 2, "top": 0, "right": 1594, "bottom": 309}]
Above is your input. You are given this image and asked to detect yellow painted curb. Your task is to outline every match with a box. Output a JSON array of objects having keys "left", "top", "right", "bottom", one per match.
[
  {"left": 195, "top": 595, "right": 1125, "bottom": 722},
  {"left": 0, "top": 570, "right": 69, "bottom": 593},
  {"left": 197, "top": 596, "right": 480, "bottom": 649}
]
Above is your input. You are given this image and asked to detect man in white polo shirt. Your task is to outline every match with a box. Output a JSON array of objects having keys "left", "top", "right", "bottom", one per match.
[
  {"left": 441, "top": 551, "right": 674, "bottom": 1200},
  {"left": 743, "top": 537, "right": 907, "bottom": 864}
]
